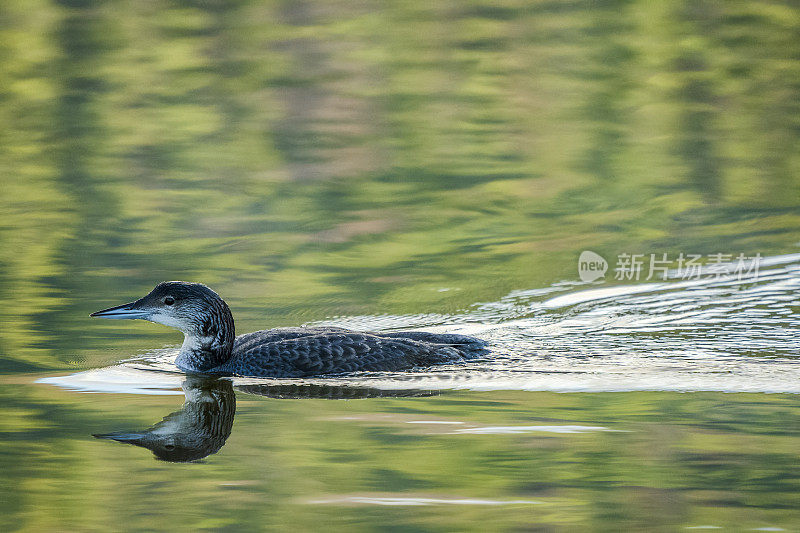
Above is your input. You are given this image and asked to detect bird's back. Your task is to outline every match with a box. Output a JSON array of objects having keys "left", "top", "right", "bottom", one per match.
[{"left": 215, "top": 327, "right": 486, "bottom": 377}]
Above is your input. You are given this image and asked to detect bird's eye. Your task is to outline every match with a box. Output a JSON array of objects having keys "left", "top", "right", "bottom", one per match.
[
  {"left": 164, "top": 296, "right": 175, "bottom": 306},
  {"left": 164, "top": 444, "right": 175, "bottom": 450}
]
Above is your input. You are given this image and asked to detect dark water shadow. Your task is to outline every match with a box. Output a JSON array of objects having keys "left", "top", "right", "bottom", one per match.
[
  {"left": 94, "top": 376, "right": 236, "bottom": 463},
  {"left": 235, "top": 382, "right": 439, "bottom": 399},
  {"left": 93, "top": 376, "right": 438, "bottom": 462}
]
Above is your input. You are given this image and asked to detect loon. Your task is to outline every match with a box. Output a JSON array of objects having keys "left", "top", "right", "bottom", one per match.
[{"left": 91, "top": 281, "right": 486, "bottom": 377}]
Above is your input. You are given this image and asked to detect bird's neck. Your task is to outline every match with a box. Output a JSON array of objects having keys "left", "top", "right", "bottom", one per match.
[{"left": 174, "top": 300, "right": 235, "bottom": 373}]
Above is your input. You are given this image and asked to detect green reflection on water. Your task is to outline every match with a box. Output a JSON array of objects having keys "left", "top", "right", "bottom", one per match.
[
  {"left": 1, "top": 1, "right": 799, "bottom": 530},
  {"left": 0, "top": 0, "right": 798, "bottom": 370},
  {"left": 1, "top": 383, "right": 799, "bottom": 531}
]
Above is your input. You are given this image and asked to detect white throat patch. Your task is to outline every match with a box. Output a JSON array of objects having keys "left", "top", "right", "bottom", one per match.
[{"left": 148, "top": 312, "right": 191, "bottom": 331}]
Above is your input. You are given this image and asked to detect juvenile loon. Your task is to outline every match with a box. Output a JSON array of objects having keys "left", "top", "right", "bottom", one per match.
[{"left": 91, "top": 281, "right": 486, "bottom": 378}]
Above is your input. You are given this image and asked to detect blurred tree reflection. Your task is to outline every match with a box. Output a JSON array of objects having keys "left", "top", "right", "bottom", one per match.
[{"left": 0, "top": 0, "right": 798, "bottom": 369}]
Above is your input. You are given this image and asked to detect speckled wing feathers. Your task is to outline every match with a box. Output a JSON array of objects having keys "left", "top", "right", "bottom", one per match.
[
  {"left": 218, "top": 328, "right": 484, "bottom": 378},
  {"left": 232, "top": 327, "right": 351, "bottom": 353}
]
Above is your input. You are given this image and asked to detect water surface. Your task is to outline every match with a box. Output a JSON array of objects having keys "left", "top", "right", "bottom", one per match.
[{"left": 1, "top": 1, "right": 799, "bottom": 530}]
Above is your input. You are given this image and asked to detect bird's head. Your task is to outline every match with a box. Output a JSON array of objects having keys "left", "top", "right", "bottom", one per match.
[
  {"left": 91, "top": 281, "right": 235, "bottom": 371},
  {"left": 91, "top": 281, "right": 226, "bottom": 334}
]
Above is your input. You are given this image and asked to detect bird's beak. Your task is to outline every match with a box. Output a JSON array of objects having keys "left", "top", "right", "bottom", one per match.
[
  {"left": 93, "top": 432, "right": 146, "bottom": 445},
  {"left": 90, "top": 301, "right": 150, "bottom": 320}
]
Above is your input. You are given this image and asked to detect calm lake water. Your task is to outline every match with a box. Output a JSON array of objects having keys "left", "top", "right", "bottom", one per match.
[{"left": 2, "top": 1, "right": 800, "bottom": 531}]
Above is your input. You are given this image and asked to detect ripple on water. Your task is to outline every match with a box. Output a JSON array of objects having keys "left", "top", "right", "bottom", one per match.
[{"left": 40, "top": 253, "right": 800, "bottom": 395}]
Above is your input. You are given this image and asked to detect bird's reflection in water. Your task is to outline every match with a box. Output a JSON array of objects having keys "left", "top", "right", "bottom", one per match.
[
  {"left": 94, "top": 376, "right": 236, "bottom": 462},
  {"left": 94, "top": 376, "right": 436, "bottom": 462}
]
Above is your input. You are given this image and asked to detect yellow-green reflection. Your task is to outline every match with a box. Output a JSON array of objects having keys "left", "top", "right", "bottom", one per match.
[
  {"left": 0, "top": 0, "right": 798, "bottom": 370},
  {"left": 0, "top": 1, "right": 799, "bottom": 530},
  {"left": 1, "top": 382, "right": 799, "bottom": 531}
]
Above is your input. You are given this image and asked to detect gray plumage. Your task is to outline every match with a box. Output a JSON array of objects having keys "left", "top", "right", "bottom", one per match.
[{"left": 91, "top": 281, "right": 487, "bottom": 378}]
